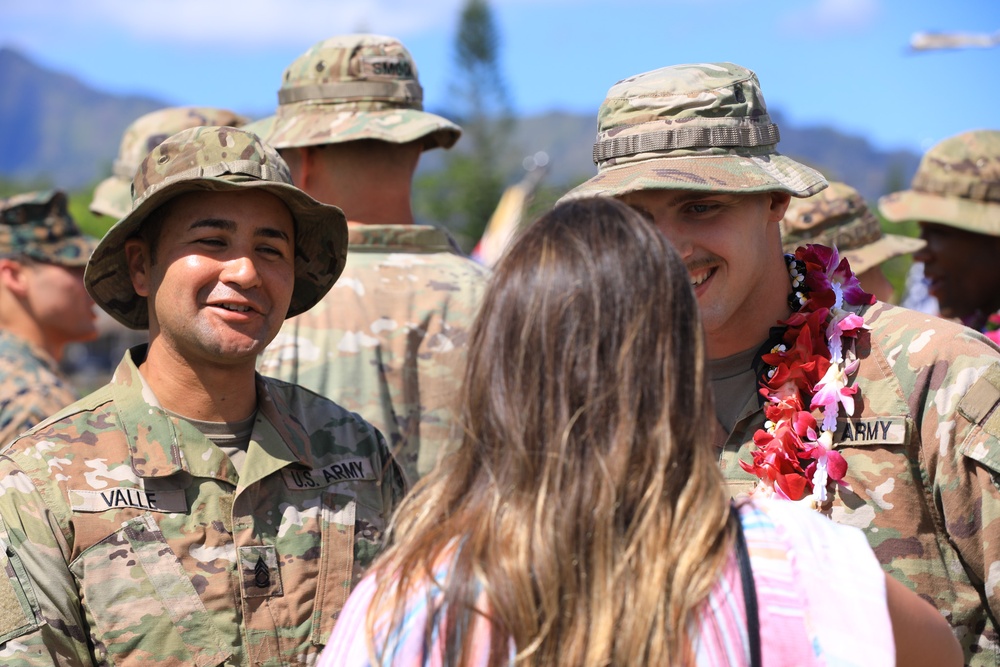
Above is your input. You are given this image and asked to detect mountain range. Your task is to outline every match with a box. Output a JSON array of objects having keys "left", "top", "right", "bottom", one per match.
[{"left": 0, "top": 46, "right": 920, "bottom": 203}]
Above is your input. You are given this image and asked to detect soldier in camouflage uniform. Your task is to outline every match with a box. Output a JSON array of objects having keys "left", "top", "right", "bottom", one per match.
[
  {"left": 781, "top": 181, "right": 925, "bottom": 303},
  {"left": 562, "top": 63, "right": 1000, "bottom": 664},
  {"left": 0, "top": 126, "right": 404, "bottom": 666},
  {"left": 252, "top": 35, "right": 489, "bottom": 485},
  {"left": 879, "top": 130, "right": 1000, "bottom": 343},
  {"left": 90, "top": 106, "right": 248, "bottom": 219},
  {"left": 0, "top": 191, "right": 98, "bottom": 446}
]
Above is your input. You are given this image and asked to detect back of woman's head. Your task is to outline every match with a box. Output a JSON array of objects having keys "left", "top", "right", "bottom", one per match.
[
  {"left": 373, "top": 197, "right": 732, "bottom": 666},
  {"left": 465, "top": 196, "right": 708, "bottom": 497}
]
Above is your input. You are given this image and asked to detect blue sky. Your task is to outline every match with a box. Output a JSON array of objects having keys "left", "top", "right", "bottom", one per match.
[{"left": 2, "top": 0, "right": 997, "bottom": 153}]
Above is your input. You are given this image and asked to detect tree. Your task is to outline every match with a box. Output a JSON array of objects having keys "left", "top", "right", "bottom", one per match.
[{"left": 414, "top": 0, "right": 515, "bottom": 251}]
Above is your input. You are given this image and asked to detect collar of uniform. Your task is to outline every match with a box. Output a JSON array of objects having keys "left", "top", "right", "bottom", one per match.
[
  {"left": 346, "top": 223, "right": 458, "bottom": 253},
  {"left": 111, "top": 345, "right": 237, "bottom": 482},
  {"left": 0, "top": 329, "right": 61, "bottom": 376}
]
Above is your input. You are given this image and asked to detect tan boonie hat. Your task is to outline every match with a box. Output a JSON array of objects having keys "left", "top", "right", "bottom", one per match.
[
  {"left": 85, "top": 126, "right": 348, "bottom": 330},
  {"left": 91, "top": 106, "right": 249, "bottom": 219},
  {"left": 0, "top": 190, "right": 98, "bottom": 267},
  {"left": 878, "top": 129, "right": 1000, "bottom": 236},
  {"left": 561, "top": 62, "right": 827, "bottom": 201},
  {"left": 781, "top": 182, "right": 924, "bottom": 275},
  {"left": 258, "top": 34, "right": 461, "bottom": 151}
]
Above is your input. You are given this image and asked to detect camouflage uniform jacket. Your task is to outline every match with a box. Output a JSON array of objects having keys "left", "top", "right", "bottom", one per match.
[
  {"left": 260, "top": 224, "right": 489, "bottom": 485},
  {"left": 0, "top": 330, "right": 77, "bottom": 448},
  {"left": 0, "top": 345, "right": 405, "bottom": 666},
  {"left": 718, "top": 301, "right": 1000, "bottom": 664}
]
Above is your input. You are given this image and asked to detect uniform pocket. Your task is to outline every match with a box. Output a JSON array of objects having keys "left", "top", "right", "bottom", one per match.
[
  {"left": 69, "top": 513, "right": 231, "bottom": 667},
  {"left": 311, "top": 495, "right": 356, "bottom": 646},
  {"left": 0, "top": 515, "right": 40, "bottom": 645}
]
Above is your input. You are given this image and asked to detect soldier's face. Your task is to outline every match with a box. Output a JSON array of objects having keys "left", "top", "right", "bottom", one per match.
[
  {"left": 619, "top": 189, "right": 790, "bottom": 357},
  {"left": 915, "top": 222, "right": 1000, "bottom": 320},
  {"left": 23, "top": 261, "right": 99, "bottom": 347},
  {"left": 126, "top": 189, "right": 296, "bottom": 367}
]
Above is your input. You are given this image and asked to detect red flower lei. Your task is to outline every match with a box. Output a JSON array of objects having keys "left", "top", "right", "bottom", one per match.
[{"left": 739, "top": 244, "right": 875, "bottom": 503}]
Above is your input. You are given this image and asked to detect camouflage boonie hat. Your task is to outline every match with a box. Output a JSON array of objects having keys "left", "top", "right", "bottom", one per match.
[
  {"left": 90, "top": 106, "right": 249, "bottom": 219},
  {"left": 878, "top": 129, "right": 1000, "bottom": 236},
  {"left": 781, "top": 182, "right": 925, "bottom": 275},
  {"left": 561, "top": 63, "right": 827, "bottom": 201},
  {"left": 85, "top": 126, "right": 348, "bottom": 330},
  {"left": 258, "top": 34, "right": 461, "bottom": 151},
  {"left": 0, "top": 190, "right": 97, "bottom": 267}
]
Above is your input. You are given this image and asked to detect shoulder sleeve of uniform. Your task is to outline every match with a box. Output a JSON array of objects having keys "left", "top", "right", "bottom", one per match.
[
  {"left": 0, "top": 459, "right": 90, "bottom": 664},
  {"left": 0, "top": 514, "right": 41, "bottom": 646}
]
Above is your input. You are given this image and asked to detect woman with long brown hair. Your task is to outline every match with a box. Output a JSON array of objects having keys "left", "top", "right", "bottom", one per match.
[{"left": 320, "top": 197, "right": 959, "bottom": 666}]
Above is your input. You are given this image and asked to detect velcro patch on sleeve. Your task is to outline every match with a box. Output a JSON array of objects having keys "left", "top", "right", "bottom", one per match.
[
  {"left": 0, "top": 531, "right": 40, "bottom": 643},
  {"left": 958, "top": 365, "right": 1000, "bottom": 427},
  {"left": 282, "top": 457, "right": 376, "bottom": 490}
]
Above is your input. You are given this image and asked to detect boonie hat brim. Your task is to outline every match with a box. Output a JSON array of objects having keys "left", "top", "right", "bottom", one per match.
[
  {"left": 263, "top": 107, "right": 461, "bottom": 151},
  {"left": 85, "top": 177, "right": 347, "bottom": 330},
  {"left": 838, "top": 233, "right": 925, "bottom": 275},
  {"left": 89, "top": 176, "right": 132, "bottom": 219},
  {"left": 561, "top": 153, "right": 828, "bottom": 202},
  {"left": 878, "top": 190, "right": 1000, "bottom": 237}
]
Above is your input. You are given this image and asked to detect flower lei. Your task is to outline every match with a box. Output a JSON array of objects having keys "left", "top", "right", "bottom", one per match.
[
  {"left": 739, "top": 244, "right": 875, "bottom": 504},
  {"left": 979, "top": 312, "right": 1000, "bottom": 345}
]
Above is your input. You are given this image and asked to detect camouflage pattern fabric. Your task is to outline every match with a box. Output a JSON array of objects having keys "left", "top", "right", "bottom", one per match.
[
  {"left": 257, "top": 34, "right": 460, "bottom": 151},
  {"left": 259, "top": 224, "right": 489, "bottom": 485},
  {"left": 879, "top": 129, "right": 1000, "bottom": 236},
  {"left": 717, "top": 301, "right": 1000, "bottom": 664},
  {"left": 560, "top": 62, "right": 827, "bottom": 202},
  {"left": 90, "top": 107, "right": 249, "bottom": 219},
  {"left": 0, "top": 191, "right": 96, "bottom": 267},
  {"left": 0, "top": 345, "right": 404, "bottom": 666},
  {"left": 84, "top": 125, "right": 348, "bottom": 330},
  {"left": 0, "top": 330, "right": 78, "bottom": 448},
  {"left": 781, "top": 181, "right": 924, "bottom": 275}
]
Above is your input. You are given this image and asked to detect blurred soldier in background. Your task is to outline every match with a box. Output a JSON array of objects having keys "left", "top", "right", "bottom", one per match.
[
  {"left": 0, "top": 190, "right": 97, "bottom": 445},
  {"left": 781, "top": 181, "right": 924, "bottom": 303},
  {"left": 253, "top": 34, "right": 489, "bottom": 485},
  {"left": 0, "top": 127, "right": 403, "bottom": 664},
  {"left": 880, "top": 129, "right": 1000, "bottom": 342},
  {"left": 90, "top": 106, "right": 249, "bottom": 219}
]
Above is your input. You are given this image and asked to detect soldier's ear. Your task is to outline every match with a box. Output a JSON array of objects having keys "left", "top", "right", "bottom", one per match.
[
  {"left": 0, "top": 258, "right": 30, "bottom": 297},
  {"left": 767, "top": 192, "right": 792, "bottom": 223},
  {"left": 124, "top": 239, "right": 151, "bottom": 297}
]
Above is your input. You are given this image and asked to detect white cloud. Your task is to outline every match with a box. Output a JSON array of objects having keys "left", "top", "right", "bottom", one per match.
[
  {"left": 2, "top": 0, "right": 466, "bottom": 49},
  {"left": 779, "top": 0, "right": 881, "bottom": 35}
]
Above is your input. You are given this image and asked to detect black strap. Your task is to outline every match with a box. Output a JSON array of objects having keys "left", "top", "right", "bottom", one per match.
[{"left": 733, "top": 510, "right": 762, "bottom": 667}]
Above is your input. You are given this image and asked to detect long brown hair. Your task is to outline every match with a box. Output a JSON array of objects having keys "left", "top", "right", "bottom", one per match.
[{"left": 366, "top": 197, "right": 732, "bottom": 665}]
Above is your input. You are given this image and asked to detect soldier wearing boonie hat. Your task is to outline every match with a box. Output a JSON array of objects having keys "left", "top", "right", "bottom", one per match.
[
  {"left": 879, "top": 130, "right": 1000, "bottom": 341},
  {"left": 254, "top": 34, "right": 488, "bottom": 486},
  {"left": 780, "top": 181, "right": 925, "bottom": 303},
  {"left": 0, "top": 190, "right": 98, "bottom": 446},
  {"left": 0, "top": 126, "right": 404, "bottom": 664},
  {"left": 566, "top": 63, "right": 1000, "bottom": 663},
  {"left": 90, "top": 106, "right": 249, "bottom": 219}
]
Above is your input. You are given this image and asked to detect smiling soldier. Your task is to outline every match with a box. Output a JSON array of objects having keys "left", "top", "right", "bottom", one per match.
[
  {"left": 0, "top": 126, "right": 404, "bottom": 666},
  {"left": 562, "top": 63, "right": 1000, "bottom": 663}
]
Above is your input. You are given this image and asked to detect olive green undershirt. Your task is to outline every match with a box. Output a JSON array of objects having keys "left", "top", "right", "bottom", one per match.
[
  {"left": 165, "top": 409, "right": 257, "bottom": 477},
  {"left": 709, "top": 346, "right": 762, "bottom": 433}
]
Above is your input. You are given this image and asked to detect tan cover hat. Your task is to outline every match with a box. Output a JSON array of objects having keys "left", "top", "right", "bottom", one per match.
[
  {"left": 90, "top": 107, "right": 249, "bottom": 219},
  {"left": 782, "top": 182, "right": 924, "bottom": 274},
  {"left": 562, "top": 62, "right": 827, "bottom": 201},
  {"left": 878, "top": 129, "right": 1000, "bottom": 237},
  {"left": 255, "top": 34, "right": 461, "bottom": 151},
  {"left": 85, "top": 126, "right": 348, "bottom": 330}
]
